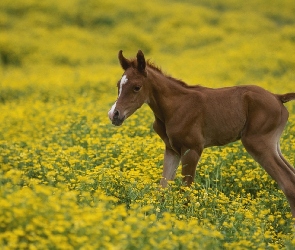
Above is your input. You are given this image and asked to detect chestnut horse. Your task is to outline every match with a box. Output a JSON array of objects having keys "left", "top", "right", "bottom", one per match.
[{"left": 108, "top": 50, "right": 295, "bottom": 217}]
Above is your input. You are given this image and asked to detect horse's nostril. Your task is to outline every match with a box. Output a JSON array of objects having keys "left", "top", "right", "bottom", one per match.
[{"left": 113, "top": 110, "right": 120, "bottom": 119}]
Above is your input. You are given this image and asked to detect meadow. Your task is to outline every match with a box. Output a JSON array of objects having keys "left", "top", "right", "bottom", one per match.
[{"left": 1, "top": 0, "right": 295, "bottom": 249}]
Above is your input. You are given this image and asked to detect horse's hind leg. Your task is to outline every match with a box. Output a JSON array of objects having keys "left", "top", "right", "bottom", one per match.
[
  {"left": 277, "top": 143, "right": 295, "bottom": 175},
  {"left": 242, "top": 135, "right": 295, "bottom": 217}
]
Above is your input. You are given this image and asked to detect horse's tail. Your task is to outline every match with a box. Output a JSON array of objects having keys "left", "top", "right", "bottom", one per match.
[{"left": 277, "top": 93, "right": 295, "bottom": 103}]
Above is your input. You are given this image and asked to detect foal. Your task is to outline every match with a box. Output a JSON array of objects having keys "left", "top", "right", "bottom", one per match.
[{"left": 108, "top": 50, "right": 295, "bottom": 217}]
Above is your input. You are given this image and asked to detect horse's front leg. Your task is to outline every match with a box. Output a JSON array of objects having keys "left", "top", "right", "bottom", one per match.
[
  {"left": 160, "top": 147, "right": 180, "bottom": 188},
  {"left": 181, "top": 147, "right": 203, "bottom": 186}
]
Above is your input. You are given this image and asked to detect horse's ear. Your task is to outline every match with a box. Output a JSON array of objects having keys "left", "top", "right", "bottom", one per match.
[
  {"left": 118, "top": 50, "right": 131, "bottom": 70},
  {"left": 137, "top": 50, "right": 147, "bottom": 76}
]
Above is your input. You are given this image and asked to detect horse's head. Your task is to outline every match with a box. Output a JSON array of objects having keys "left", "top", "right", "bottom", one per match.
[{"left": 108, "top": 50, "right": 149, "bottom": 126}]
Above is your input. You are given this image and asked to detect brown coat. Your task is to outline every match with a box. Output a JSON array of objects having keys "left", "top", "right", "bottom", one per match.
[{"left": 109, "top": 50, "right": 295, "bottom": 218}]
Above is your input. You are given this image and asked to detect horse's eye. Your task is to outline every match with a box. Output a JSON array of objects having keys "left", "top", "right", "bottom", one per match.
[{"left": 133, "top": 86, "right": 141, "bottom": 92}]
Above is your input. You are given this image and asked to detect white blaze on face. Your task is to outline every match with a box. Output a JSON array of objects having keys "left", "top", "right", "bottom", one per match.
[
  {"left": 108, "top": 75, "right": 128, "bottom": 120},
  {"left": 118, "top": 75, "right": 128, "bottom": 96}
]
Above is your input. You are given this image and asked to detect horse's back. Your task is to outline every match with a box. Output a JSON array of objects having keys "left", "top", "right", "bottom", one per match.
[{"left": 199, "top": 85, "right": 283, "bottom": 147}]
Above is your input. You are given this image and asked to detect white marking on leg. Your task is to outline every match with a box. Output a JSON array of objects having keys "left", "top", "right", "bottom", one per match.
[{"left": 160, "top": 150, "right": 180, "bottom": 187}]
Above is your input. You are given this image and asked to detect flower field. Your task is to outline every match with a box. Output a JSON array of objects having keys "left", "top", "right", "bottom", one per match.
[{"left": 1, "top": 0, "right": 295, "bottom": 249}]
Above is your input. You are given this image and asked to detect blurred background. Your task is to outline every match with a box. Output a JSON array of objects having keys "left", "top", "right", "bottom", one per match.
[{"left": 0, "top": 0, "right": 295, "bottom": 96}]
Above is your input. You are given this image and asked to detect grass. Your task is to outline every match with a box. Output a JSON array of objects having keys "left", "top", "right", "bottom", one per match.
[{"left": 1, "top": 0, "right": 295, "bottom": 249}]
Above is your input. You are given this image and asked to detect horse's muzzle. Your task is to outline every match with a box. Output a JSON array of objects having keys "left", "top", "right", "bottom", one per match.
[
  {"left": 110, "top": 109, "right": 125, "bottom": 126},
  {"left": 112, "top": 117, "right": 124, "bottom": 126}
]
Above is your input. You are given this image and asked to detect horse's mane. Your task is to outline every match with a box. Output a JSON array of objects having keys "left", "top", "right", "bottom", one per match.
[
  {"left": 129, "top": 58, "right": 200, "bottom": 89},
  {"left": 147, "top": 60, "right": 188, "bottom": 87}
]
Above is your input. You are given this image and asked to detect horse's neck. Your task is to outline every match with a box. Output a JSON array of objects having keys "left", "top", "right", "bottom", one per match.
[{"left": 146, "top": 69, "right": 188, "bottom": 122}]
